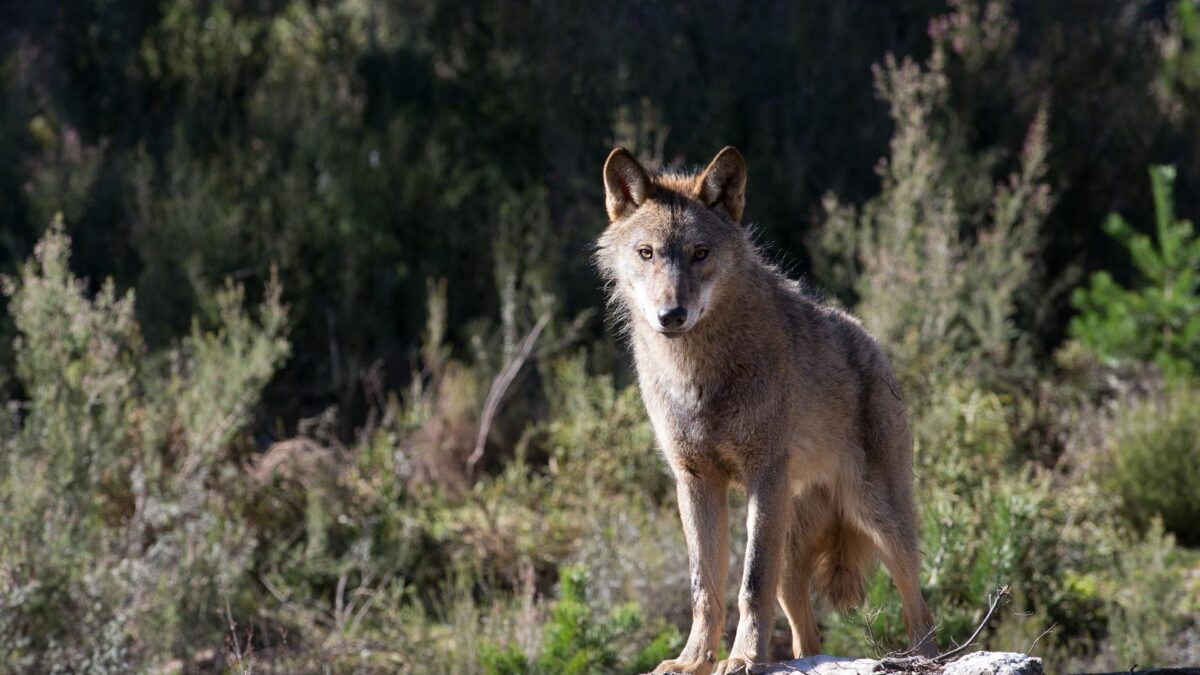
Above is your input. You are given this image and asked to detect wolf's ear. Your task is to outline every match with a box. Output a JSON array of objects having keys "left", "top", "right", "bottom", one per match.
[
  {"left": 697, "top": 146, "right": 747, "bottom": 223},
  {"left": 604, "top": 147, "right": 651, "bottom": 221}
]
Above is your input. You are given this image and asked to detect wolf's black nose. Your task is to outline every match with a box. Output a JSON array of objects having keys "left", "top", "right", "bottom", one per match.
[{"left": 658, "top": 306, "right": 688, "bottom": 329}]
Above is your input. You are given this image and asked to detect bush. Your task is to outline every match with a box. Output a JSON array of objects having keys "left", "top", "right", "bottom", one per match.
[
  {"left": 1103, "top": 383, "right": 1200, "bottom": 546},
  {"left": 0, "top": 220, "right": 288, "bottom": 671},
  {"left": 227, "top": 340, "right": 686, "bottom": 672},
  {"left": 1099, "top": 521, "right": 1193, "bottom": 669},
  {"left": 817, "top": 0, "right": 1053, "bottom": 396},
  {"left": 481, "top": 564, "right": 681, "bottom": 675}
]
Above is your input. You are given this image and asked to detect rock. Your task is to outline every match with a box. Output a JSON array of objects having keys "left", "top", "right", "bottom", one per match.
[
  {"left": 755, "top": 655, "right": 879, "bottom": 674},
  {"left": 940, "top": 651, "right": 1042, "bottom": 675},
  {"left": 709, "top": 651, "right": 1043, "bottom": 675}
]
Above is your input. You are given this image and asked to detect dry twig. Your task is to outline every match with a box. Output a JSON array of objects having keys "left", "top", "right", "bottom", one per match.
[
  {"left": 466, "top": 312, "right": 550, "bottom": 477},
  {"left": 874, "top": 585, "right": 1012, "bottom": 674}
]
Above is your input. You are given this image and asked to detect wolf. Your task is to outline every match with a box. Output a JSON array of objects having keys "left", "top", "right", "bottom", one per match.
[{"left": 594, "top": 146, "right": 937, "bottom": 674}]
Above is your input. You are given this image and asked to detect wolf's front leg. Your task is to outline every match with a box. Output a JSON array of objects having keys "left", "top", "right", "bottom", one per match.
[
  {"left": 654, "top": 469, "right": 729, "bottom": 675},
  {"left": 717, "top": 467, "right": 788, "bottom": 675}
]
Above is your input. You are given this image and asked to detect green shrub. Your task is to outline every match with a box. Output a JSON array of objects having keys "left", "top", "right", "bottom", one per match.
[
  {"left": 817, "top": 0, "right": 1053, "bottom": 396},
  {"left": 809, "top": 7, "right": 1196, "bottom": 665},
  {"left": 1103, "top": 382, "right": 1200, "bottom": 545},
  {"left": 0, "top": 220, "right": 289, "bottom": 671},
  {"left": 533, "top": 354, "right": 668, "bottom": 504},
  {"left": 481, "top": 564, "right": 681, "bottom": 675},
  {"left": 1070, "top": 165, "right": 1200, "bottom": 377},
  {"left": 233, "top": 345, "right": 684, "bottom": 672},
  {"left": 1100, "top": 520, "right": 1192, "bottom": 669}
]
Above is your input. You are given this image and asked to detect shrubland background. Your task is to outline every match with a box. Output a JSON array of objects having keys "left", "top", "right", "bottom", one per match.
[{"left": 2, "top": 0, "right": 1199, "bottom": 672}]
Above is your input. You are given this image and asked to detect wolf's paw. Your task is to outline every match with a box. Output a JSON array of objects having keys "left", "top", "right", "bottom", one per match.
[
  {"left": 712, "top": 655, "right": 757, "bottom": 675},
  {"left": 651, "top": 655, "right": 715, "bottom": 675}
]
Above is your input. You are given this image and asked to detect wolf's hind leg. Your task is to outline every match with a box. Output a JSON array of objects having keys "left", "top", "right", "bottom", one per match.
[
  {"left": 778, "top": 492, "right": 830, "bottom": 657},
  {"left": 858, "top": 489, "right": 937, "bottom": 657}
]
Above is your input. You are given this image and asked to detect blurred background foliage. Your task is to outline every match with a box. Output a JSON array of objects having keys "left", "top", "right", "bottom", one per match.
[{"left": 1, "top": 0, "right": 1199, "bottom": 672}]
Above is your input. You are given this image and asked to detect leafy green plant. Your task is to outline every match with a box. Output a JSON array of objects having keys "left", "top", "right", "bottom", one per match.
[
  {"left": 480, "top": 564, "right": 681, "bottom": 675},
  {"left": 1070, "top": 165, "right": 1200, "bottom": 376},
  {"left": 1103, "top": 383, "right": 1200, "bottom": 545},
  {"left": 1101, "top": 520, "right": 1190, "bottom": 669},
  {"left": 0, "top": 220, "right": 289, "bottom": 671}
]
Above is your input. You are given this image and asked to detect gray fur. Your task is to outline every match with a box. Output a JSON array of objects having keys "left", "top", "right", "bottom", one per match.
[{"left": 595, "top": 147, "right": 937, "bottom": 674}]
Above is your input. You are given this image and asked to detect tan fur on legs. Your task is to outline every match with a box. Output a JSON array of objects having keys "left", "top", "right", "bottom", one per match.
[
  {"left": 653, "top": 468, "right": 729, "bottom": 675},
  {"left": 856, "top": 486, "right": 938, "bottom": 658},
  {"left": 718, "top": 468, "right": 789, "bottom": 674},
  {"left": 778, "top": 492, "right": 830, "bottom": 657},
  {"left": 867, "top": 526, "right": 936, "bottom": 656}
]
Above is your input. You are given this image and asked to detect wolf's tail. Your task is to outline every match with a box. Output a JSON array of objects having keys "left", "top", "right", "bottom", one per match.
[{"left": 810, "top": 520, "right": 872, "bottom": 610}]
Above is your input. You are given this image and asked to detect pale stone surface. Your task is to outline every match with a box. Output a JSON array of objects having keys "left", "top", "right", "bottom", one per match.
[
  {"left": 696, "top": 650, "right": 1043, "bottom": 675},
  {"left": 939, "top": 651, "right": 1043, "bottom": 675},
  {"left": 756, "top": 655, "right": 878, "bottom": 674}
]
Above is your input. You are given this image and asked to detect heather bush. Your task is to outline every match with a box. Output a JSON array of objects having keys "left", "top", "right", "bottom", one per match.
[
  {"left": 227, "top": 288, "right": 677, "bottom": 671},
  {"left": 817, "top": 0, "right": 1052, "bottom": 396},
  {"left": 1097, "top": 521, "right": 1195, "bottom": 669},
  {"left": 0, "top": 221, "right": 288, "bottom": 671},
  {"left": 1102, "top": 383, "right": 1200, "bottom": 546}
]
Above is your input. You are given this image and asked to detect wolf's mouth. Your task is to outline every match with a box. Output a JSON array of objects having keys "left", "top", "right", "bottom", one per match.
[{"left": 655, "top": 319, "right": 698, "bottom": 337}]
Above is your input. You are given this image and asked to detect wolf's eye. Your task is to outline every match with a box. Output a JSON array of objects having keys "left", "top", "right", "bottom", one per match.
[
  {"left": 693, "top": 247, "right": 710, "bottom": 261},
  {"left": 638, "top": 246, "right": 653, "bottom": 260}
]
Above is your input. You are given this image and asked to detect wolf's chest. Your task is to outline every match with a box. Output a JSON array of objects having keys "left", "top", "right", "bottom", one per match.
[
  {"left": 633, "top": 339, "right": 781, "bottom": 452},
  {"left": 645, "top": 373, "right": 747, "bottom": 446}
]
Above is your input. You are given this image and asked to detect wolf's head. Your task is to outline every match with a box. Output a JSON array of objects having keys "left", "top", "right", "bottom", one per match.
[{"left": 594, "top": 146, "right": 751, "bottom": 337}]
